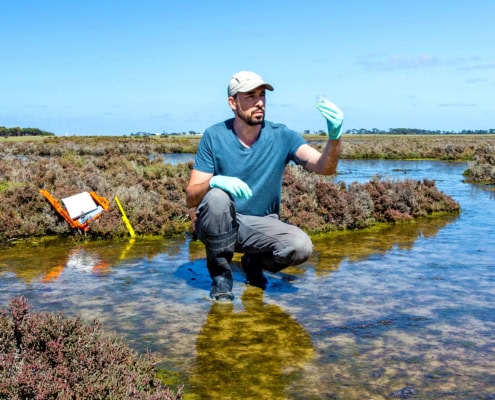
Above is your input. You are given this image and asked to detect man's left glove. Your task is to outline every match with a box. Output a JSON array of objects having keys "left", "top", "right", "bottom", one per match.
[{"left": 316, "top": 98, "right": 344, "bottom": 140}]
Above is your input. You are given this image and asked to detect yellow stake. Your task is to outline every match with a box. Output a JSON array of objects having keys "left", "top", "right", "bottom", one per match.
[{"left": 114, "top": 196, "right": 136, "bottom": 238}]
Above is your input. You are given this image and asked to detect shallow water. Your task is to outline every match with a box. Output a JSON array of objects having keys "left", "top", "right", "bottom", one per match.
[{"left": 1, "top": 160, "right": 494, "bottom": 399}]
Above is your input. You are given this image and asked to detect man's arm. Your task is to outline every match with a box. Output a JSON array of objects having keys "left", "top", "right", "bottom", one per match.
[
  {"left": 186, "top": 169, "right": 213, "bottom": 208},
  {"left": 294, "top": 97, "right": 343, "bottom": 175},
  {"left": 294, "top": 139, "right": 342, "bottom": 176}
]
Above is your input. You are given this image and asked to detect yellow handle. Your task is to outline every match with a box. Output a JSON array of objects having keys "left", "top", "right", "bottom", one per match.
[{"left": 114, "top": 196, "right": 136, "bottom": 238}]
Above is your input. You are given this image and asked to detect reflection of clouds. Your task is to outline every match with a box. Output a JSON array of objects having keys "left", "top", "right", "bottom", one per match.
[
  {"left": 301, "top": 309, "right": 495, "bottom": 398},
  {"left": 65, "top": 247, "right": 105, "bottom": 272},
  {"left": 190, "top": 287, "right": 314, "bottom": 400},
  {"left": 41, "top": 247, "right": 109, "bottom": 283}
]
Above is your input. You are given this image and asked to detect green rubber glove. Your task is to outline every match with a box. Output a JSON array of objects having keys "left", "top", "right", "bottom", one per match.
[
  {"left": 316, "top": 98, "right": 344, "bottom": 140},
  {"left": 210, "top": 175, "right": 252, "bottom": 200}
]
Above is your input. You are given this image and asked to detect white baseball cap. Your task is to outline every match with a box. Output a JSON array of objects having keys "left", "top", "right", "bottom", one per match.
[{"left": 227, "top": 71, "right": 274, "bottom": 97}]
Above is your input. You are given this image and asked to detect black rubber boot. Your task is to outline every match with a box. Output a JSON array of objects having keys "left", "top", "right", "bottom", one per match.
[
  {"left": 209, "top": 271, "right": 234, "bottom": 301},
  {"left": 204, "top": 229, "right": 237, "bottom": 301},
  {"left": 207, "top": 252, "right": 234, "bottom": 301},
  {"left": 241, "top": 254, "right": 268, "bottom": 289}
]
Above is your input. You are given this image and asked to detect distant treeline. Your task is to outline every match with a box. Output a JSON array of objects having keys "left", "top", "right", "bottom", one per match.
[
  {"left": 1, "top": 126, "right": 55, "bottom": 137},
  {"left": 343, "top": 128, "right": 495, "bottom": 135}
]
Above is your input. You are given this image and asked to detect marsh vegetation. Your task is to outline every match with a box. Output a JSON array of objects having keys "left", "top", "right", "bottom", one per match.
[{"left": 3, "top": 134, "right": 491, "bottom": 243}]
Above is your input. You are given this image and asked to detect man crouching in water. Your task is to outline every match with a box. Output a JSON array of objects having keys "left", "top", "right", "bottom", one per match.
[{"left": 186, "top": 71, "right": 343, "bottom": 301}]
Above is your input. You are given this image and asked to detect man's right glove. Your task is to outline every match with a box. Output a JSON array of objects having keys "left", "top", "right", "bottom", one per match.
[
  {"left": 210, "top": 175, "right": 252, "bottom": 200},
  {"left": 316, "top": 98, "right": 344, "bottom": 140}
]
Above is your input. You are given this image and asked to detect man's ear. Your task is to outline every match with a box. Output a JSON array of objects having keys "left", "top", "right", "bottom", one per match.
[{"left": 228, "top": 96, "right": 237, "bottom": 111}]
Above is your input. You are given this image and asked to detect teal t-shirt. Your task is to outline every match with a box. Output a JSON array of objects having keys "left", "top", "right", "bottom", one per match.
[{"left": 193, "top": 119, "right": 306, "bottom": 216}]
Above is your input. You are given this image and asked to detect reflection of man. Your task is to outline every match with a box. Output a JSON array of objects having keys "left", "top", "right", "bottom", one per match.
[{"left": 191, "top": 287, "right": 314, "bottom": 399}]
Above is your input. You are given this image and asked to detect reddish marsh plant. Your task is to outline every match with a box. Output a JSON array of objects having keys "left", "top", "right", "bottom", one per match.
[
  {"left": 0, "top": 137, "right": 462, "bottom": 242},
  {"left": 0, "top": 297, "right": 182, "bottom": 399},
  {"left": 281, "top": 166, "right": 459, "bottom": 234},
  {"left": 464, "top": 145, "right": 495, "bottom": 184}
]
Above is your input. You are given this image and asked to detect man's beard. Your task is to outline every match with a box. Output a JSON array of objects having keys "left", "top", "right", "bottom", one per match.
[{"left": 239, "top": 109, "right": 264, "bottom": 126}]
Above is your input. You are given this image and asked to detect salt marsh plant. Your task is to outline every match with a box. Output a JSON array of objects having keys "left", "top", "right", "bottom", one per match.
[
  {"left": 463, "top": 145, "right": 495, "bottom": 184},
  {"left": 0, "top": 137, "right": 464, "bottom": 243},
  {"left": 0, "top": 297, "right": 182, "bottom": 399}
]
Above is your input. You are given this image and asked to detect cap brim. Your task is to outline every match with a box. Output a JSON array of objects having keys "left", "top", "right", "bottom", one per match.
[{"left": 238, "top": 82, "right": 274, "bottom": 94}]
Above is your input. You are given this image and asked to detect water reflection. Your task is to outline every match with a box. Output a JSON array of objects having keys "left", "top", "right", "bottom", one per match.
[
  {"left": 191, "top": 287, "right": 314, "bottom": 400},
  {"left": 310, "top": 214, "right": 458, "bottom": 275},
  {"left": 0, "top": 238, "right": 166, "bottom": 284},
  {"left": 0, "top": 214, "right": 458, "bottom": 291},
  {"left": 41, "top": 246, "right": 111, "bottom": 282}
]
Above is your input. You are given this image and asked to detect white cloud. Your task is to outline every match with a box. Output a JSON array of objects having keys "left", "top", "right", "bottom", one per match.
[
  {"left": 457, "top": 63, "right": 495, "bottom": 71},
  {"left": 437, "top": 103, "right": 476, "bottom": 108},
  {"left": 358, "top": 54, "right": 463, "bottom": 71}
]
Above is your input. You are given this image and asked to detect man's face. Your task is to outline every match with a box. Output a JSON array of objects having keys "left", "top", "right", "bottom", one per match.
[{"left": 230, "top": 86, "right": 266, "bottom": 126}]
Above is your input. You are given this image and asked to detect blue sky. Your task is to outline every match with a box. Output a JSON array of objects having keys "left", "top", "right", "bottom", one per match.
[{"left": 1, "top": 1, "right": 494, "bottom": 136}]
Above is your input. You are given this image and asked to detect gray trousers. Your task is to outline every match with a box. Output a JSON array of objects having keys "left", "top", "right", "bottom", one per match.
[{"left": 195, "top": 188, "right": 313, "bottom": 275}]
